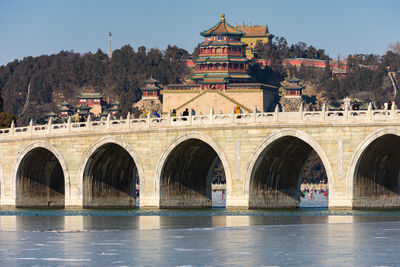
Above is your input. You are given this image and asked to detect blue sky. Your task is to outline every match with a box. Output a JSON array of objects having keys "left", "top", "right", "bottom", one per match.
[{"left": 0, "top": 0, "right": 399, "bottom": 66}]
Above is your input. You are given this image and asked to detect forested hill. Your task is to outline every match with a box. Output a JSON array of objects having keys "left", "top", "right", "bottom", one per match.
[
  {"left": 0, "top": 45, "right": 190, "bottom": 124},
  {"left": 1, "top": 39, "right": 399, "bottom": 126}
]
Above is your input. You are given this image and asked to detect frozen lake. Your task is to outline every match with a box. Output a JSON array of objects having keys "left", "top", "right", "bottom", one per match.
[{"left": 1, "top": 209, "right": 400, "bottom": 266}]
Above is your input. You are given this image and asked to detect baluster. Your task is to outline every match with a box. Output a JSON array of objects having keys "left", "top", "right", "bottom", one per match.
[
  {"left": 126, "top": 112, "right": 131, "bottom": 128},
  {"left": 107, "top": 113, "right": 111, "bottom": 130},
  {"left": 87, "top": 114, "right": 91, "bottom": 131},
  {"left": 48, "top": 117, "right": 53, "bottom": 134},
  {"left": 253, "top": 106, "right": 257, "bottom": 122},
  {"left": 67, "top": 116, "right": 72, "bottom": 132},
  {"left": 322, "top": 103, "right": 326, "bottom": 122},
  {"left": 210, "top": 107, "right": 214, "bottom": 124},
  {"left": 391, "top": 101, "right": 396, "bottom": 120},
  {"left": 299, "top": 102, "right": 303, "bottom": 121},
  {"left": 10, "top": 121, "right": 15, "bottom": 137},
  {"left": 168, "top": 110, "right": 172, "bottom": 126},
  {"left": 274, "top": 105, "right": 279, "bottom": 122},
  {"left": 367, "top": 102, "right": 372, "bottom": 120},
  {"left": 29, "top": 119, "right": 33, "bottom": 136}
]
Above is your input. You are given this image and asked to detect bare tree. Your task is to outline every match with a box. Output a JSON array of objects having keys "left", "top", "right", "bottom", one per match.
[{"left": 389, "top": 42, "right": 400, "bottom": 54}]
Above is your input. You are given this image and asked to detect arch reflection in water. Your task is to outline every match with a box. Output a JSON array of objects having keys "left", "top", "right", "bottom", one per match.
[
  {"left": 160, "top": 138, "right": 226, "bottom": 208},
  {"left": 249, "top": 136, "right": 328, "bottom": 208},
  {"left": 354, "top": 134, "right": 400, "bottom": 209},
  {"left": 16, "top": 147, "right": 65, "bottom": 208},
  {"left": 0, "top": 215, "right": 361, "bottom": 232},
  {"left": 83, "top": 143, "right": 138, "bottom": 208}
]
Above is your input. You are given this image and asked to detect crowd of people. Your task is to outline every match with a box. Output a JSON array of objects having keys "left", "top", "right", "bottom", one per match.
[
  {"left": 144, "top": 105, "right": 244, "bottom": 119},
  {"left": 300, "top": 187, "right": 329, "bottom": 200}
]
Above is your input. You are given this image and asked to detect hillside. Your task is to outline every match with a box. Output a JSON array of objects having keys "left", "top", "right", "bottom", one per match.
[
  {"left": 1, "top": 39, "right": 399, "bottom": 127},
  {"left": 0, "top": 45, "right": 190, "bottom": 125}
]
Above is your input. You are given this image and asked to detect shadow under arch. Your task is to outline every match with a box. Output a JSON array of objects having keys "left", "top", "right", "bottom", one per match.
[
  {"left": 154, "top": 132, "right": 232, "bottom": 208},
  {"left": 78, "top": 136, "right": 144, "bottom": 208},
  {"left": 244, "top": 129, "right": 334, "bottom": 208},
  {"left": 347, "top": 127, "right": 400, "bottom": 209},
  {"left": 11, "top": 141, "right": 69, "bottom": 208}
]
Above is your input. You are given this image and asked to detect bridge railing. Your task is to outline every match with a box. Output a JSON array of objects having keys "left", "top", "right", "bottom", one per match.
[{"left": 1, "top": 103, "right": 400, "bottom": 139}]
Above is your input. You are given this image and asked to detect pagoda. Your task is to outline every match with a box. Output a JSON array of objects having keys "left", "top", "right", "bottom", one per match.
[
  {"left": 192, "top": 13, "right": 252, "bottom": 90},
  {"left": 58, "top": 101, "right": 71, "bottom": 118},
  {"left": 283, "top": 77, "right": 303, "bottom": 97},
  {"left": 162, "top": 14, "right": 278, "bottom": 115},
  {"left": 140, "top": 78, "right": 162, "bottom": 100}
]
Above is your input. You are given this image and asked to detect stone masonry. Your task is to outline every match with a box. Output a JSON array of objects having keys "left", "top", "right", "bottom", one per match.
[{"left": 0, "top": 106, "right": 400, "bottom": 209}]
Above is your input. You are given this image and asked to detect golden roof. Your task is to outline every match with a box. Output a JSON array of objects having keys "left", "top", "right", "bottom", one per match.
[
  {"left": 201, "top": 14, "right": 244, "bottom": 37},
  {"left": 235, "top": 25, "right": 270, "bottom": 37}
]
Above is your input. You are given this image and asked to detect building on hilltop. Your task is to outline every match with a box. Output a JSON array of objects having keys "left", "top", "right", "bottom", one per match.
[
  {"left": 280, "top": 77, "right": 307, "bottom": 112},
  {"left": 77, "top": 92, "right": 103, "bottom": 116},
  {"left": 235, "top": 24, "right": 274, "bottom": 58},
  {"left": 58, "top": 101, "right": 73, "bottom": 118},
  {"left": 132, "top": 78, "right": 163, "bottom": 117},
  {"left": 140, "top": 78, "right": 162, "bottom": 100},
  {"left": 162, "top": 14, "right": 278, "bottom": 115},
  {"left": 50, "top": 92, "right": 120, "bottom": 122},
  {"left": 283, "top": 77, "right": 303, "bottom": 97}
]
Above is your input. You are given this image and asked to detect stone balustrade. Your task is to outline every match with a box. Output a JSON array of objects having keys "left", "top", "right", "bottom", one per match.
[{"left": 1, "top": 103, "right": 399, "bottom": 140}]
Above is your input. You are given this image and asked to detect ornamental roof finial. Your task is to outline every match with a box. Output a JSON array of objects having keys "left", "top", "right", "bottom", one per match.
[{"left": 221, "top": 13, "right": 225, "bottom": 22}]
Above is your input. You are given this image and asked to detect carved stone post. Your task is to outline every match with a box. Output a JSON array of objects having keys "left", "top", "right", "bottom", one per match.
[
  {"left": 107, "top": 113, "right": 111, "bottom": 130},
  {"left": 126, "top": 112, "right": 131, "bottom": 129},
  {"left": 299, "top": 102, "right": 303, "bottom": 121},
  {"left": 391, "top": 101, "right": 396, "bottom": 121},
  {"left": 274, "top": 105, "right": 279, "bottom": 122},
  {"left": 67, "top": 116, "right": 72, "bottom": 132},
  {"left": 29, "top": 119, "right": 33, "bottom": 136},
  {"left": 321, "top": 103, "right": 326, "bottom": 122},
  {"left": 10, "top": 121, "right": 15, "bottom": 137},
  {"left": 48, "top": 117, "right": 53, "bottom": 134},
  {"left": 253, "top": 106, "right": 257, "bottom": 122},
  {"left": 210, "top": 107, "right": 214, "bottom": 124},
  {"left": 367, "top": 102, "right": 372, "bottom": 120},
  {"left": 87, "top": 114, "right": 91, "bottom": 131}
]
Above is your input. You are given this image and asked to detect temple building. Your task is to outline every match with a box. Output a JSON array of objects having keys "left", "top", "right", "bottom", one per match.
[
  {"left": 283, "top": 77, "right": 303, "bottom": 97},
  {"left": 77, "top": 92, "right": 103, "bottom": 116},
  {"left": 58, "top": 101, "right": 72, "bottom": 118},
  {"left": 235, "top": 24, "right": 274, "bottom": 58},
  {"left": 162, "top": 14, "right": 277, "bottom": 115},
  {"left": 140, "top": 78, "right": 162, "bottom": 100},
  {"left": 280, "top": 77, "right": 307, "bottom": 112}
]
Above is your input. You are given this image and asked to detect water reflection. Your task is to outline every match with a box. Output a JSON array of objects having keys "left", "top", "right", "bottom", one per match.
[
  {"left": 1, "top": 214, "right": 400, "bottom": 266},
  {"left": 0, "top": 215, "right": 398, "bottom": 232}
]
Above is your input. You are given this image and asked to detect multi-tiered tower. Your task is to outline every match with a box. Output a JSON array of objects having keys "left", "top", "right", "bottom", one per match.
[
  {"left": 191, "top": 14, "right": 251, "bottom": 90},
  {"left": 162, "top": 14, "right": 277, "bottom": 115}
]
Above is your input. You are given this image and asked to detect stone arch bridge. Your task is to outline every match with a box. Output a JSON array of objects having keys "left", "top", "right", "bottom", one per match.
[{"left": 0, "top": 106, "right": 400, "bottom": 209}]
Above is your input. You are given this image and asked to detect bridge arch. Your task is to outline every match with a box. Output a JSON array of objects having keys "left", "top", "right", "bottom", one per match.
[
  {"left": 244, "top": 129, "right": 334, "bottom": 208},
  {"left": 78, "top": 136, "right": 144, "bottom": 208},
  {"left": 11, "top": 141, "right": 69, "bottom": 207},
  {"left": 347, "top": 127, "right": 400, "bottom": 209},
  {"left": 154, "top": 132, "right": 232, "bottom": 208}
]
